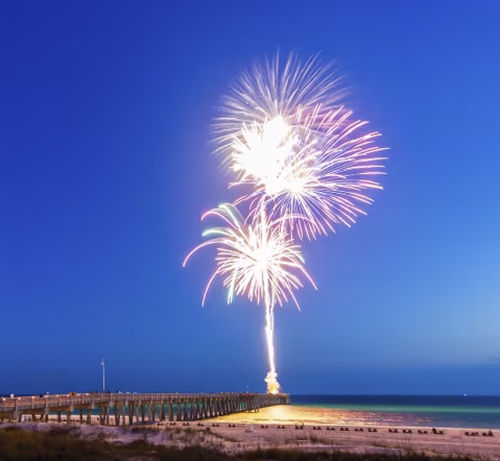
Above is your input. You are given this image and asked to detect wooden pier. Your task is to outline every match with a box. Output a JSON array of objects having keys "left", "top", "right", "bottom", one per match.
[{"left": 0, "top": 392, "right": 289, "bottom": 425}]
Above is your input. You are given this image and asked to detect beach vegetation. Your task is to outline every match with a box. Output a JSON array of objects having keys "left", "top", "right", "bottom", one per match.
[
  {"left": 0, "top": 426, "right": 481, "bottom": 461},
  {"left": 305, "top": 434, "right": 342, "bottom": 446}
]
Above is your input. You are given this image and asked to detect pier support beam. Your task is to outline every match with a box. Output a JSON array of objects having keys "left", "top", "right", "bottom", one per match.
[
  {"left": 128, "top": 405, "right": 134, "bottom": 425},
  {"left": 114, "top": 405, "right": 120, "bottom": 426}
]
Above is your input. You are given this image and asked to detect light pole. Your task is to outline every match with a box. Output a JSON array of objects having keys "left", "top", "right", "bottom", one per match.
[{"left": 101, "top": 358, "right": 105, "bottom": 392}]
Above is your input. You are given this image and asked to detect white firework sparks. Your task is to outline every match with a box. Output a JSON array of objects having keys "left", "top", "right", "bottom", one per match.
[{"left": 213, "top": 52, "right": 345, "bottom": 167}]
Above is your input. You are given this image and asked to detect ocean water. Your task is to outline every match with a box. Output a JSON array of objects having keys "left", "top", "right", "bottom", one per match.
[{"left": 212, "top": 395, "right": 500, "bottom": 429}]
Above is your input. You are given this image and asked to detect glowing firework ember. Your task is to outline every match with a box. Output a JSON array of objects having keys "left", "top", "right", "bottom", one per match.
[{"left": 183, "top": 203, "right": 316, "bottom": 394}]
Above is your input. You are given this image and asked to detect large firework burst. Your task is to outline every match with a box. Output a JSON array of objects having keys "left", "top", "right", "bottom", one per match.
[{"left": 214, "top": 53, "right": 385, "bottom": 240}]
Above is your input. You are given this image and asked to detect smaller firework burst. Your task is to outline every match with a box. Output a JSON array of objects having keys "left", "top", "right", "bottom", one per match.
[{"left": 183, "top": 203, "right": 316, "bottom": 393}]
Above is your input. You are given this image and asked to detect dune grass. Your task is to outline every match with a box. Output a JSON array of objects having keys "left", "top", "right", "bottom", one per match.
[{"left": 0, "top": 426, "right": 478, "bottom": 461}]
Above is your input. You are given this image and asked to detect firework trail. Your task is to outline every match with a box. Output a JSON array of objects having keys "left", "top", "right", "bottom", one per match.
[{"left": 183, "top": 203, "right": 316, "bottom": 394}]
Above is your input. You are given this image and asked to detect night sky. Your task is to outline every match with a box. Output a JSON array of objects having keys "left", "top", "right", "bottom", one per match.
[{"left": 1, "top": 1, "right": 499, "bottom": 396}]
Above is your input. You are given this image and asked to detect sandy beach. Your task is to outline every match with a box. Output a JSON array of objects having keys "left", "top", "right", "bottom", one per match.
[
  {"left": 11, "top": 405, "right": 500, "bottom": 460},
  {"left": 197, "top": 421, "right": 500, "bottom": 459}
]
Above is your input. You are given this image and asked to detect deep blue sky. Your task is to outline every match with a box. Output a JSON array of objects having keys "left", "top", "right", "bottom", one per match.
[{"left": 1, "top": 1, "right": 499, "bottom": 395}]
